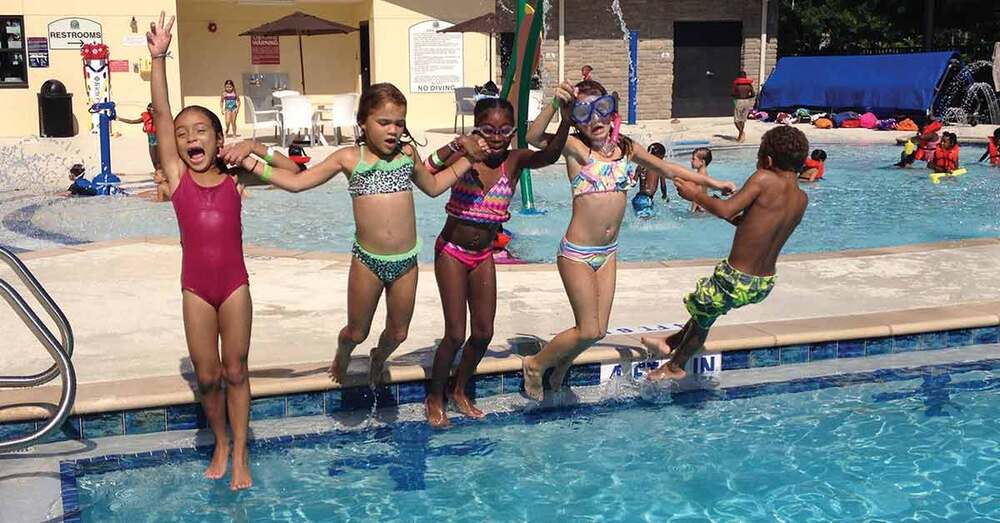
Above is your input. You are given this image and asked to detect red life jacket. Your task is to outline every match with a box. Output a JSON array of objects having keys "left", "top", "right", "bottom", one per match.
[
  {"left": 930, "top": 144, "right": 959, "bottom": 172},
  {"left": 988, "top": 137, "right": 1000, "bottom": 166},
  {"left": 141, "top": 111, "right": 155, "bottom": 134},
  {"left": 803, "top": 157, "right": 825, "bottom": 179}
]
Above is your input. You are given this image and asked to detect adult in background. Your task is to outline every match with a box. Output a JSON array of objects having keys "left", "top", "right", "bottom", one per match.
[
  {"left": 732, "top": 70, "right": 756, "bottom": 143},
  {"left": 581, "top": 64, "right": 593, "bottom": 82}
]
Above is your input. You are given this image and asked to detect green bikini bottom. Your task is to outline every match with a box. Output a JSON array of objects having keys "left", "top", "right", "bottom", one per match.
[{"left": 352, "top": 237, "right": 422, "bottom": 283}]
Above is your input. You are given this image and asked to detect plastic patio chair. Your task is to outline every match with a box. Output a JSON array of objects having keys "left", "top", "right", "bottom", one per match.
[
  {"left": 322, "top": 93, "right": 359, "bottom": 146},
  {"left": 278, "top": 96, "right": 317, "bottom": 147},
  {"left": 454, "top": 87, "right": 476, "bottom": 132},
  {"left": 243, "top": 96, "right": 279, "bottom": 140}
]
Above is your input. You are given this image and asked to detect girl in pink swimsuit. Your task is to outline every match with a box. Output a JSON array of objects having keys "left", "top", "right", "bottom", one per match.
[
  {"left": 146, "top": 13, "right": 298, "bottom": 490},
  {"left": 421, "top": 88, "right": 575, "bottom": 428}
]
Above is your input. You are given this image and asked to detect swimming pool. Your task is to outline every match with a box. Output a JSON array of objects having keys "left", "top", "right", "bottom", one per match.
[
  {"left": 66, "top": 356, "right": 1000, "bottom": 522},
  {"left": 23, "top": 143, "right": 1000, "bottom": 262}
]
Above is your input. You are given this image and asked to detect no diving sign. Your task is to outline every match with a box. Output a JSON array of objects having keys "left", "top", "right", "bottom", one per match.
[{"left": 48, "top": 18, "right": 103, "bottom": 50}]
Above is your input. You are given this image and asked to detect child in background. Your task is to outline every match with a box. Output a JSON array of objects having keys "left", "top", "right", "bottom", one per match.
[
  {"left": 799, "top": 148, "right": 827, "bottom": 182},
  {"left": 896, "top": 119, "right": 942, "bottom": 167},
  {"left": 689, "top": 147, "right": 713, "bottom": 212},
  {"left": 117, "top": 103, "right": 160, "bottom": 172},
  {"left": 642, "top": 126, "right": 809, "bottom": 380},
  {"left": 220, "top": 80, "right": 241, "bottom": 138},
  {"left": 930, "top": 132, "right": 960, "bottom": 173},
  {"left": 631, "top": 142, "right": 667, "bottom": 218},
  {"left": 978, "top": 127, "right": 1000, "bottom": 166}
]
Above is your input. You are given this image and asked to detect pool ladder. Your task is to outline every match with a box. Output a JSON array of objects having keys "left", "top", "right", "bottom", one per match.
[{"left": 0, "top": 246, "right": 76, "bottom": 453}]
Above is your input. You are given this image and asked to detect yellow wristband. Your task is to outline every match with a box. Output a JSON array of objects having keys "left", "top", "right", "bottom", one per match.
[{"left": 261, "top": 164, "right": 273, "bottom": 182}]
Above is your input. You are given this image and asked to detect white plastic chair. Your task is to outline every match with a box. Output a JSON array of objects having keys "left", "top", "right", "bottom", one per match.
[
  {"left": 271, "top": 89, "right": 301, "bottom": 107},
  {"left": 453, "top": 87, "right": 476, "bottom": 132},
  {"left": 321, "top": 93, "right": 359, "bottom": 146},
  {"left": 243, "top": 96, "right": 279, "bottom": 140},
  {"left": 278, "top": 95, "right": 317, "bottom": 146}
]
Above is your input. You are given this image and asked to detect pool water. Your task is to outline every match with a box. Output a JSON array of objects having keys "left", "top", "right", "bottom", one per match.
[
  {"left": 73, "top": 359, "right": 1000, "bottom": 522},
  {"left": 31, "top": 143, "right": 1000, "bottom": 262}
]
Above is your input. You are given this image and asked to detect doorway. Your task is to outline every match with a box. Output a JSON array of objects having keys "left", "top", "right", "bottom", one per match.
[
  {"left": 672, "top": 21, "right": 743, "bottom": 117},
  {"left": 359, "top": 21, "right": 371, "bottom": 91}
]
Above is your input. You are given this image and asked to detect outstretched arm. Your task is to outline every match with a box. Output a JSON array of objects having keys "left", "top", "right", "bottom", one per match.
[
  {"left": 117, "top": 115, "right": 143, "bottom": 124},
  {"left": 220, "top": 140, "right": 300, "bottom": 173},
  {"left": 979, "top": 150, "right": 990, "bottom": 163},
  {"left": 411, "top": 141, "right": 478, "bottom": 197},
  {"left": 147, "top": 12, "right": 182, "bottom": 193},
  {"left": 633, "top": 148, "right": 737, "bottom": 194},
  {"left": 239, "top": 147, "right": 348, "bottom": 193},
  {"left": 675, "top": 171, "right": 764, "bottom": 222}
]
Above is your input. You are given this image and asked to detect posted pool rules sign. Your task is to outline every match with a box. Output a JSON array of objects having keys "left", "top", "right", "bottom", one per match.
[{"left": 48, "top": 18, "right": 103, "bottom": 50}]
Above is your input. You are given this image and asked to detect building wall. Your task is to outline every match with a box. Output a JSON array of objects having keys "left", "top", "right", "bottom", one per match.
[
  {"left": 0, "top": 0, "right": 183, "bottom": 137},
  {"left": 176, "top": 0, "right": 367, "bottom": 118},
  {"left": 371, "top": 0, "right": 492, "bottom": 131},
  {"left": 537, "top": 0, "right": 779, "bottom": 120}
]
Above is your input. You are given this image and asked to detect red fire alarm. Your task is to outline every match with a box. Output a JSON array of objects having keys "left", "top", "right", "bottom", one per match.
[{"left": 208, "top": 22, "right": 217, "bottom": 32}]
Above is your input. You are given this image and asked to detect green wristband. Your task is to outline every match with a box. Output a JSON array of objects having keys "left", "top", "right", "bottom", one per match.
[
  {"left": 261, "top": 164, "right": 273, "bottom": 182},
  {"left": 264, "top": 147, "right": 275, "bottom": 165},
  {"left": 551, "top": 97, "right": 561, "bottom": 110}
]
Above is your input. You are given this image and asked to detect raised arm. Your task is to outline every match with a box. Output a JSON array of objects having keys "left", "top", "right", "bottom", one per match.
[
  {"left": 515, "top": 83, "right": 575, "bottom": 171},
  {"left": 633, "top": 147, "right": 737, "bottom": 194},
  {"left": 411, "top": 141, "right": 477, "bottom": 197},
  {"left": 675, "top": 171, "right": 765, "bottom": 222},
  {"left": 147, "top": 12, "right": 182, "bottom": 192},
  {"left": 240, "top": 147, "right": 348, "bottom": 193},
  {"left": 525, "top": 81, "right": 580, "bottom": 150}
]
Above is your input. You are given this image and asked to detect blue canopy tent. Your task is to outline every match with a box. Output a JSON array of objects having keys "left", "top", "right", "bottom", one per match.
[{"left": 758, "top": 52, "right": 958, "bottom": 115}]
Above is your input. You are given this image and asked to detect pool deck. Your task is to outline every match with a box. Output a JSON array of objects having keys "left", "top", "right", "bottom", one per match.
[{"left": 2, "top": 236, "right": 1000, "bottom": 422}]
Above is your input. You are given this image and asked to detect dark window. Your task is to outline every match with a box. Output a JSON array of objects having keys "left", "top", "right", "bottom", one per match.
[{"left": 0, "top": 16, "right": 27, "bottom": 88}]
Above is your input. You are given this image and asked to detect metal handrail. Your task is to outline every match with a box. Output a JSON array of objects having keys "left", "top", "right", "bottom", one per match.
[
  {"left": 0, "top": 246, "right": 76, "bottom": 452},
  {"left": 0, "top": 247, "right": 74, "bottom": 387}
]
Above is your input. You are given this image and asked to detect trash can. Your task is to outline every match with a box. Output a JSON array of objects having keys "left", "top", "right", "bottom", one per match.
[{"left": 38, "top": 80, "right": 74, "bottom": 137}]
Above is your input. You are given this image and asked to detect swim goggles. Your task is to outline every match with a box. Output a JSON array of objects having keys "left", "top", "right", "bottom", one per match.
[
  {"left": 473, "top": 125, "right": 517, "bottom": 138},
  {"left": 571, "top": 95, "right": 617, "bottom": 125}
]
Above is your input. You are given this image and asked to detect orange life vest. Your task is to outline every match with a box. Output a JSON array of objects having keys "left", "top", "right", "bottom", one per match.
[{"left": 930, "top": 144, "right": 959, "bottom": 172}]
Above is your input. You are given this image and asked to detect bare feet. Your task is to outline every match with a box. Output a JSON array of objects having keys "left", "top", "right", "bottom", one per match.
[
  {"left": 450, "top": 388, "right": 485, "bottom": 419},
  {"left": 330, "top": 344, "right": 353, "bottom": 383},
  {"left": 647, "top": 362, "right": 687, "bottom": 381},
  {"left": 368, "top": 346, "right": 391, "bottom": 386},
  {"left": 548, "top": 363, "right": 570, "bottom": 392},
  {"left": 641, "top": 336, "right": 673, "bottom": 359},
  {"left": 522, "top": 355, "right": 544, "bottom": 401},
  {"left": 204, "top": 440, "right": 230, "bottom": 480},
  {"left": 230, "top": 446, "right": 253, "bottom": 491},
  {"left": 425, "top": 397, "right": 450, "bottom": 428}
]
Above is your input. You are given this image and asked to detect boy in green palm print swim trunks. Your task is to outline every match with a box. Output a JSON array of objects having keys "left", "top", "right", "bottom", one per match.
[{"left": 642, "top": 126, "right": 809, "bottom": 380}]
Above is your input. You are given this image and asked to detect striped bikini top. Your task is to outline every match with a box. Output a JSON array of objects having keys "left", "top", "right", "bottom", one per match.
[
  {"left": 348, "top": 145, "right": 414, "bottom": 197},
  {"left": 571, "top": 151, "right": 638, "bottom": 197},
  {"left": 445, "top": 163, "right": 513, "bottom": 224}
]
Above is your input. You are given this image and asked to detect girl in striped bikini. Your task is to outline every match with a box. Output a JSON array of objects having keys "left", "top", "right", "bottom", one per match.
[
  {"left": 521, "top": 79, "right": 736, "bottom": 401},
  {"left": 422, "top": 82, "right": 575, "bottom": 427}
]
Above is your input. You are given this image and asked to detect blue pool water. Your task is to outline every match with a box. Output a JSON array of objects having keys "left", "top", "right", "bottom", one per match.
[
  {"left": 70, "top": 358, "right": 1000, "bottom": 521},
  {"left": 30, "top": 143, "right": 1000, "bottom": 262}
]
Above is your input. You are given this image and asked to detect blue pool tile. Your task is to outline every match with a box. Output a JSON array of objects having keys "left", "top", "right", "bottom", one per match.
[
  {"left": 124, "top": 409, "right": 166, "bottom": 435},
  {"left": 837, "top": 339, "right": 866, "bottom": 359},
  {"left": 971, "top": 326, "right": 999, "bottom": 345},
  {"left": 38, "top": 417, "right": 82, "bottom": 443},
  {"left": 893, "top": 334, "right": 924, "bottom": 352},
  {"left": 808, "top": 342, "right": 838, "bottom": 361},
  {"left": 919, "top": 331, "right": 948, "bottom": 351},
  {"left": 750, "top": 348, "right": 780, "bottom": 367},
  {"left": 373, "top": 385, "right": 399, "bottom": 407},
  {"left": 341, "top": 386, "right": 375, "bottom": 411},
  {"left": 502, "top": 371, "right": 524, "bottom": 394},
  {"left": 286, "top": 393, "right": 325, "bottom": 417},
  {"left": 325, "top": 390, "right": 343, "bottom": 414},
  {"left": 722, "top": 350, "right": 750, "bottom": 370},
  {"left": 0, "top": 421, "right": 36, "bottom": 441},
  {"left": 779, "top": 345, "right": 809, "bottom": 364},
  {"left": 250, "top": 397, "right": 286, "bottom": 420},
  {"left": 567, "top": 363, "right": 601, "bottom": 387},
  {"left": 865, "top": 337, "right": 893, "bottom": 356},
  {"left": 82, "top": 413, "right": 124, "bottom": 439},
  {"left": 397, "top": 382, "right": 427, "bottom": 404},
  {"left": 166, "top": 404, "right": 203, "bottom": 431},
  {"left": 472, "top": 374, "right": 503, "bottom": 397},
  {"left": 945, "top": 328, "right": 975, "bottom": 348}
]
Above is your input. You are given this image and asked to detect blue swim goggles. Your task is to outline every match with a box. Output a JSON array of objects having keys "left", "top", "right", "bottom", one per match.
[{"left": 571, "top": 95, "right": 617, "bottom": 125}]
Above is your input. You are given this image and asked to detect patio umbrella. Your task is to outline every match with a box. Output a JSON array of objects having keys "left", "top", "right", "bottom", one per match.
[
  {"left": 438, "top": 11, "right": 517, "bottom": 84},
  {"left": 240, "top": 11, "right": 357, "bottom": 94}
]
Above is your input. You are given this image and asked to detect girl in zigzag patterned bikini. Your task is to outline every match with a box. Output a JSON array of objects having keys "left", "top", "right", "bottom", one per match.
[
  {"left": 520, "top": 79, "right": 737, "bottom": 401},
  {"left": 233, "top": 83, "right": 486, "bottom": 388},
  {"left": 421, "top": 83, "right": 575, "bottom": 428}
]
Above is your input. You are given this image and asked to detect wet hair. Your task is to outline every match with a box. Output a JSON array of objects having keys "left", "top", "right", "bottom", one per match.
[
  {"left": 738, "top": 70, "right": 747, "bottom": 77},
  {"left": 692, "top": 147, "right": 713, "bottom": 166},
  {"left": 175, "top": 105, "right": 227, "bottom": 172},
  {"left": 759, "top": 126, "right": 809, "bottom": 172},
  {"left": 647, "top": 142, "right": 666, "bottom": 157},
  {"left": 942, "top": 131, "right": 958, "bottom": 146},
  {"left": 811, "top": 149, "right": 827, "bottom": 161},
  {"left": 70, "top": 163, "right": 85, "bottom": 175},
  {"left": 474, "top": 97, "right": 515, "bottom": 124},
  {"left": 356, "top": 83, "right": 424, "bottom": 147},
  {"left": 572, "top": 79, "right": 633, "bottom": 158}
]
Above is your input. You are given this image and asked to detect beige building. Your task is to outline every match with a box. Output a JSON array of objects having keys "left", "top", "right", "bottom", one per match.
[{"left": 0, "top": 0, "right": 776, "bottom": 138}]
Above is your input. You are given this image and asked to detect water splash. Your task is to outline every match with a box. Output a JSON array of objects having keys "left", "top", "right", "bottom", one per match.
[
  {"left": 610, "top": 0, "right": 629, "bottom": 40},
  {"left": 934, "top": 60, "right": 1000, "bottom": 125},
  {"left": 0, "top": 138, "right": 94, "bottom": 192}
]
